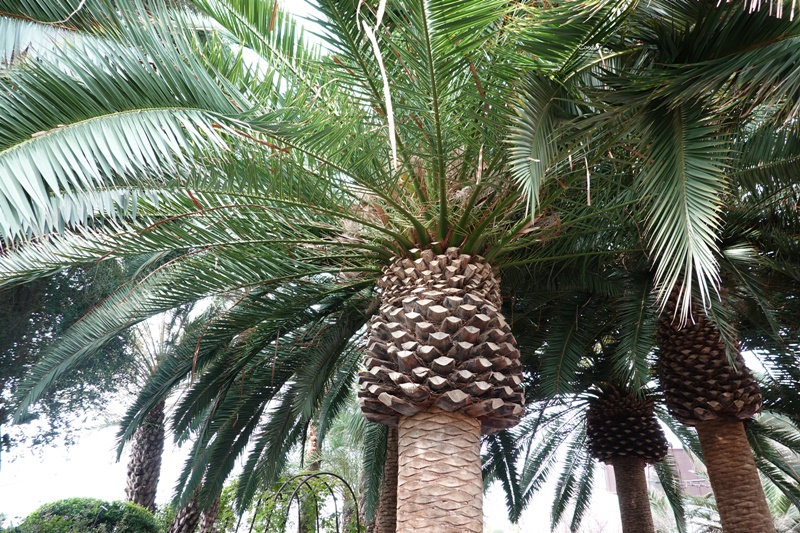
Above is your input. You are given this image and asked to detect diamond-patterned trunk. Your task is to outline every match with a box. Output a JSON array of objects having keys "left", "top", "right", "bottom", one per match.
[
  {"left": 656, "top": 296, "right": 774, "bottom": 533},
  {"left": 586, "top": 387, "right": 667, "bottom": 533},
  {"left": 168, "top": 491, "right": 202, "bottom": 533},
  {"left": 358, "top": 248, "right": 525, "bottom": 530},
  {"left": 396, "top": 409, "right": 482, "bottom": 533},
  {"left": 198, "top": 494, "right": 221, "bottom": 533},
  {"left": 125, "top": 400, "right": 165, "bottom": 513}
]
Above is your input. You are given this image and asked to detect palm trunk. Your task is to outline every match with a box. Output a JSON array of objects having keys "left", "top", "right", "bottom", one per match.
[
  {"left": 343, "top": 495, "right": 357, "bottom": 533},
  {"left": 396, "top": 408, "right": 483, "bottom": 533},
  {"left": 612, "top": 456, "right": 655, "bottom": 533},
  {"left": 374, "top": 427, "right": 398, "bottom": 533},
  {"left": 696, "top": 420, "right": 774, "bottom": 533},
  {"left": 657, "top": 293, "right": 773, "bottom": 533},
  {"left": 198, "top": 493, "right": 221, "bottom": 533},
  {"left": 168, "top": 491, "right": 203, "bottom": 533},
  {"left": 585, "top": 386, "right": 667, "bottom": 533},
  {"left": 125, "top": 399, "right": 165, "bottom": 513}
]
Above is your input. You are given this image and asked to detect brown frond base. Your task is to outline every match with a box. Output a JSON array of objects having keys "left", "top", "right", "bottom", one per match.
[
  {"left": 586, "top": 387, "right": 668, "bottom": 465},
  {"left": 358, "top": 248, "right": 524, "bottom": 434}
]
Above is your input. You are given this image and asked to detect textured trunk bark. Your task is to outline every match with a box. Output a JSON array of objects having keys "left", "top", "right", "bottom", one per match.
[
  {"left": 168, "top": 492, "right": 203, "bottom": 533},
  {"left": 396, "top": 409, "right": 482, "bottom": 533},
  {"left": 375, "top": 427, "right": 398, "bottom": 533},
  {"left": 125, "top": 400, "right": 165, "bottom": 513},
  {"left": 299, "top": 423, "right": 322, "bottom": 533},
  {"left": 611, "top": 456, "right": 655, "bottom": 533},
  {"left": 198, "top": 493, "right": 220, "bottom": 533},
  {"left": 696, "top": 420, "right": 775, "bottom": 533},
  {"left": 340, "top": 486, "right": 357, "bottom": 533}
]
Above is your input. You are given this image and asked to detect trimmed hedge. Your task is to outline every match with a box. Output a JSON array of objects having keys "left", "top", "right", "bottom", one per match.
[{"left": 16, "top": 497, "right": 158, "bottom": 533}]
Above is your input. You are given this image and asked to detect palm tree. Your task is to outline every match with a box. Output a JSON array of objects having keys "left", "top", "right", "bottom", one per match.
[
  {"left": 125, "top": 308, "right": 191, "bottom": 512},
  {"left": 0, "top": 0, "right": 617, "bottom": 527},
  {"left": 510, "top": 2, "right": 800, "bottom": 531},
  {"left": 479, "top": 265, "right": 681, "bottom": 533},
  {"left": 126, "top": 398, "right": 166, "bottom": 512},
  {"left": 482, "top": 181, "right": 800, "bottom": 532},
  {"left": 585, "top": 385, "right": 668, "bottom": 533}
]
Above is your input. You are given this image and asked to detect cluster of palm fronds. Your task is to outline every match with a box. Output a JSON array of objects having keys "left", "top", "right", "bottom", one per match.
[{"left": 1, "top": 1, "right": 800, "bottom": 531}]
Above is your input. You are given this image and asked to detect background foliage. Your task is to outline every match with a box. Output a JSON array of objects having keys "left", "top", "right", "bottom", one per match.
[
  {"left": 0, "top": 262, "right": 135, "bottom": 457},
  {"left": 9, "top": 497, "right": 158, "bottom": 533}
]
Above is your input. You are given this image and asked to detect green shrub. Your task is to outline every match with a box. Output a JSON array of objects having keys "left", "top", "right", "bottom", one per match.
[{"left": 17, "top": 497, "right": 158, "bottom": 533}]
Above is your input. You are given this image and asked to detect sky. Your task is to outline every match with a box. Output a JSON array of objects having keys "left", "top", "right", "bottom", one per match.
[{"left": 0, "top": 410, "right": 189, "bottom": 525}]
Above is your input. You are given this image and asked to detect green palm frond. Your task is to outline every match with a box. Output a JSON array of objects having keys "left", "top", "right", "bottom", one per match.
[
  {"left": 192, "top": 0, "right": 319, "bottom": 85},
  {"left": 0, "top": 16, "right": 70, "bottom": 65},
  {"left": 612, "top": 274, "right": 658, "bottom": 390},
  {"left": 733, "top": 121, "right": 800, "bottom": 193},
  {"left": 649, "top": 5, "right": 800, "bottom": 121},
  {"left": 537, "top": 294, "right": 609, "bottom": 397},
  {"left": 359, "top": 420, "right": 388, "bottom": 525},
  {"left": 654, "top": 456, "right": 688, "bottom": 533},
  {"left": 0, "top": 6, "right": 247, "bottom": 241},
  {"left": 482, "top": 430, "right": 523, "bottom": 520},
  {"left": 512, "top": 405, "right": 591, "bottom": 528},
  {"left": 171, "top": 288, "right": 370, "bottom": 507},
  {"left": 0, "top": 0, "right": 104, "bottom": 31},
  {"left": 550, "top": 424, "right": 592, "bottom": 531},
  {"left": 509, "top": 75, "right": 570, "bottom": 215},
  {"left": 636, "top": 104, "right": 729, "bottom": 315},
  {"left": 747, "top": 414, "right": 800, "bottom": 513},
  {"left": 513, "top": 0, "right": 637, "bottom": 74}
]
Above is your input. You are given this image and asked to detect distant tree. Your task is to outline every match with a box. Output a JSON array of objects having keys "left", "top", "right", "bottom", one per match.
[{"left": 0, "top": 263, "right": 135, "bottom": 457}]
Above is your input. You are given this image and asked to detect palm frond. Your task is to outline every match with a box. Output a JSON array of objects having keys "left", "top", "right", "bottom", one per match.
[
  {"left": 0, "top": 16, "right": 71, "bottom": 66},
  {"left": 654, "top": 454, "right": 688, "bottom": 533},
  {"left": 0, "top": 1, "right": 248, "bottom": 242},
  {"left": 636, "top": 104, "right": 728, "bottom": 316},
  {"left": 612, "top": 274, "right": 658, "bottom": 390},
  {"left": 360, "top": 420, "right": 388, "bottom": 525},
  {"left": 550, "top": 427, "right": 591, "bottom": 530},
  {"left": 482, "top": 430, "right": 524, "bottom": 522}
]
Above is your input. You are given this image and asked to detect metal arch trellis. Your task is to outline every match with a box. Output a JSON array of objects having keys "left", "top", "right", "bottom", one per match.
[{"left": 248, "top": 471, "right": 361, "bottom": 533}]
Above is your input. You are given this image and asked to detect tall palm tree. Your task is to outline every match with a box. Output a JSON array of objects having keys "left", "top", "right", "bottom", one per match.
[
  {"left": 482, "top": 175, "right": 800, "bottom": 532},
  {"left": 125, "top": 307, "right": 191, "bottom": 512},
  {"left": 585, "top": 384, "right": 668, "bottom": 533},
  {"left": 479, "top": 262, "right": 681, "bottom": 533},
  {"left": 0, "top": 0, "right": 628, "bottom": 527},
  {"left": 511, "top": 2, "right": 800, "bottom": 531}
]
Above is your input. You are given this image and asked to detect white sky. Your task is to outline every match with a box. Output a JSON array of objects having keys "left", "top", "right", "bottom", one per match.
[{"left": 0, "top": 422, "right": 189, "bottom": 525}]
